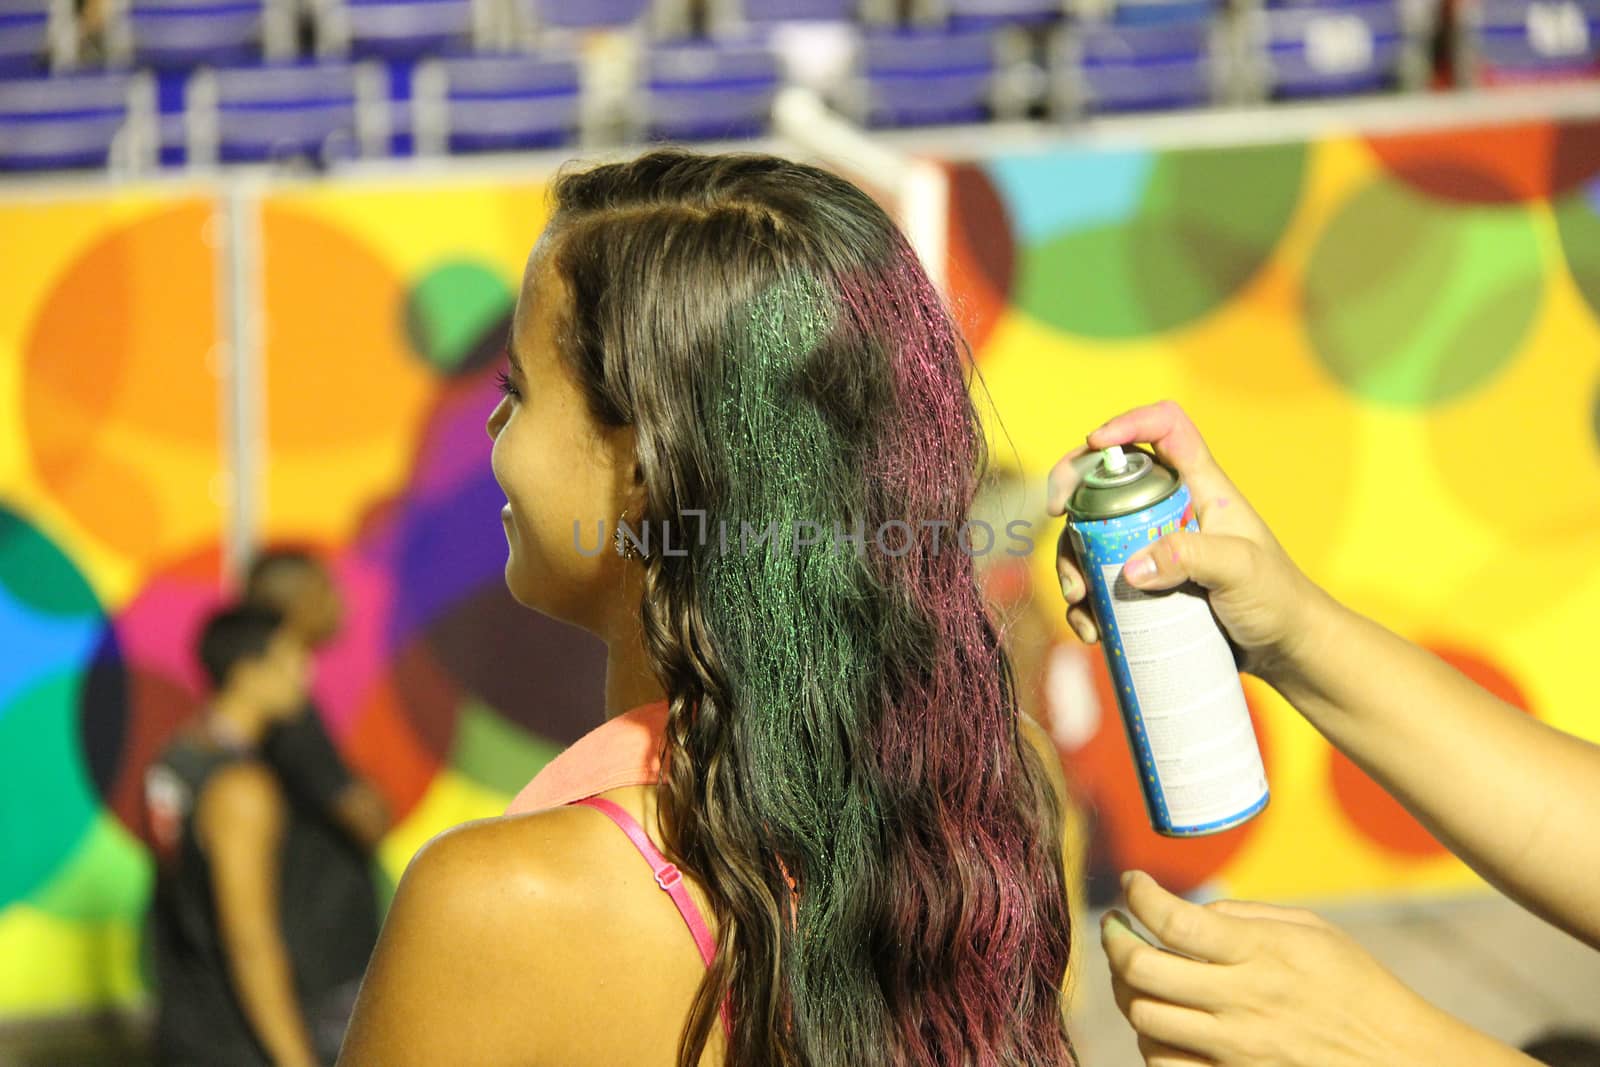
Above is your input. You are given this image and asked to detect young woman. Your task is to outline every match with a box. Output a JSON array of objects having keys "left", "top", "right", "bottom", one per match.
[{"left": 336, "top": 149, "right": 1079, "bottom": 1067}]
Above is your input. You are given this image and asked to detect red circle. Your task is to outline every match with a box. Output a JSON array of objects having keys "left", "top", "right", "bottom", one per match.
[
  {"left": 942, "top": 161, "right": 1013, "bottom": 357},
  {"left": 344, "top": 641, "right": 457, "bottom": 823},
  {"left": 94, "top": 543, "right": 227, "bottom": 843},
  {"left": 1043, "top": 640, "right": 1271, "bottom": 896},
  {"left": 1364, "top": 119, "right": 1600, "bottom": 205}
]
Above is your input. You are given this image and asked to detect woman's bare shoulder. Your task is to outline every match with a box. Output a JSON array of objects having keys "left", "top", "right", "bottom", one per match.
[
  {"left": 338, "top": 807, "right": 627, "bottom": 1064},
  {"left": 398, "top": 805, "right": 612, "bottom": 907}
]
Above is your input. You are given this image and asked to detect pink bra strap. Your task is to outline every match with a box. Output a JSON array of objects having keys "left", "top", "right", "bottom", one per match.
[{"left": 570, "top": 795, "right": 734, "bottom": 1042}]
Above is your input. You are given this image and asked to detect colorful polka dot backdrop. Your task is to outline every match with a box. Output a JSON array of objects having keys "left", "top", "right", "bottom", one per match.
[
  {"left": 0, "top": 183, "right": 604, "bottom": 1017},
  {"left": 948, "top": 114, "right": 1600, "bottom": 906},
  {"left": 2, "top": 113, "right": 1599, "bottom": 1016}
]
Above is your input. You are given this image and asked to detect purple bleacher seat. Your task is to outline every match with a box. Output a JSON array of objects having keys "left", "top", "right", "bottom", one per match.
[
  {"left": 740, "top": 0, "right": 855, "bottom": 19},
  {"left": 125, "top": 0, "right": 264, "bottom": 69},
  {"left": 528, "top": 0, "right": 648, "bottom": 29},
  {"left": 947, "top": 0, "right": 1065, "bottom": 30},
  {"left": 1057, "top": 17, "right": 1215, "bottom": 112},
  {"left": 1255, "top": 0, "right": 1408, "bottom": 96},
  {"left": 0, "top": 0, "right": 50, "bottom": 78},
  {"left": 1467, "top": 0, "right": 1600, "bottom": 84},
  {"left": 342, "top": 0, "right": 474, "bottom": 60},
  {"left": 0, "top": 71, "right": 147, "bottom": 169},
  {"left": 153, "top": 67, "right": 188, "bottom": 165},
  {"left": 644, "top": 40, "right": 780, "bottom": 140},
  {"left": 413, "top": 51, "right": 578, "bottom": 153},
  {"left": 860, "top": 25, "right": 995, "bottom": 126},
  {"left": 157, "top": 109, "right": 186, "bottom": 162},
  {"left": 190, "top": 59, "right": 381, "bottom": 164},
  {"left": 1113, "top": 0, "right": 1216, "bottom": 24}
]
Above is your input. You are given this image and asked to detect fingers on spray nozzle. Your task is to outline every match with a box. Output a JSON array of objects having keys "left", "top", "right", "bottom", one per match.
[
  {"left": 1046, "top": 444, "right": 1094, "bottom": 516},
  {"left": 1085, "top": 419, "right": 1118, "bottom": 448}
]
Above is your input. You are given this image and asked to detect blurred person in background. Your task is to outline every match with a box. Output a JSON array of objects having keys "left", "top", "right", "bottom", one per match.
[
  {"left": 74, "top": 0, "right": 108, "bottom": 61},
  {"left": 1051, "top": 401, "right": 1600, "bottom": 1067},
  {"left": 243, "top": 547, "right": 390, "bottom": 852},
  {"left": 144, "top": 601, "right": 380, "bottom": 1066}
]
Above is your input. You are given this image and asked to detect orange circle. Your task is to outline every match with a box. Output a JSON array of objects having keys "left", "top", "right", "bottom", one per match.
[
  {"left": 22, "top": 203, "right": 221, "bottom": 563},
  {"left": 24, "top": 202, "right": 219, "bottom": 449},
  {"left": 259, "top": 204, "right": 431, "bottom": 451}
]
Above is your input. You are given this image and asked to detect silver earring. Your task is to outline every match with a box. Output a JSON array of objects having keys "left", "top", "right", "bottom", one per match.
[{"left": 614, "top": 509, "right": 637, "bottom": 559}]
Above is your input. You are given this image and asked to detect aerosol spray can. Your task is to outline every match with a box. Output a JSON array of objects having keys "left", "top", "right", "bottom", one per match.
[{"left": 1065, "top": 445, "right": 1268, "bottom": 837}]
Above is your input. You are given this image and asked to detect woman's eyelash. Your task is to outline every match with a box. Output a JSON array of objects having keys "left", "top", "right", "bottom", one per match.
[{"left": 495, "top": 369, "right": 520, "bottom": 400}]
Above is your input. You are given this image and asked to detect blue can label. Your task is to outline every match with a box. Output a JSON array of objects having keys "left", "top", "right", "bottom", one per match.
[{"left": 1068, "top": 483, "right": 1268, "bottom": 836}]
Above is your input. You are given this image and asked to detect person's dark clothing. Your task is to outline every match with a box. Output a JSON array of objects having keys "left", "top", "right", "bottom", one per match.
[{"left": 144, "top": 707, "right": 379, "bottom": 1066}]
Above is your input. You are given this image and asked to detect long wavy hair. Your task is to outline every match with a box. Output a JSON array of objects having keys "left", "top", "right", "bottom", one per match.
[{"left": 542, "top": 148, "right": 1074, "bottom": 1067}]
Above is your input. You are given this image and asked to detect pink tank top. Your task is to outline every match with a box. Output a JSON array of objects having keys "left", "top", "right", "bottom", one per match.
[{"left": 505, "top": 700, "right": 734, "bottom": 1042}]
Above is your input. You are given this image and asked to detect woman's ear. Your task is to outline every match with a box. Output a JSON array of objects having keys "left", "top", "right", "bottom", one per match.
[
  {"left": 596, "top": 421, "right": 636, "bottom": 481},
  {"left": 612, "top": 424, "right": 642, "bottom": 490}
]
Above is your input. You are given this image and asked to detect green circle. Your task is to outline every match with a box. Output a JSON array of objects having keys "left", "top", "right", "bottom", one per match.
[
  {"left": 0, "top": 508, "right": 100, "bottom": 618},
  {"left": 1554, "top": 183, "right": 1600, "bottom": 323},
  {"left": 1304, "top": 180, "right": 1543, "bottom": 407},
  {"left": 1592, "top": 375, "right": 1600, "bottom": 455},
  {"left": 1017, "top": 142, "right": 1308, "bottom": 338},
  {"left": 0, "top": 673, "right": 99, "bottom": 908},
  {"left": 26, "top": 813, "right": 152, "bottom": 922},
  {"left": 403, "top": 261, "right": 516, "bottom": 375}
]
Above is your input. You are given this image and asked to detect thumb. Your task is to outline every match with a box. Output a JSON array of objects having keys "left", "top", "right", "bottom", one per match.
[{"left": 1120, "top": 529, "right": 1257, "bottom": 594}]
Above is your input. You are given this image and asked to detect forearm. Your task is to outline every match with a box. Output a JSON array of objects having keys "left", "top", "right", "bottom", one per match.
[
  {"left": 225, "top": 933, "right": 321, "bottom": 1067},
  {"left": 1341, "top": 983, "right": 1541, "bottom": 1067},
  {"left": 1272, "top": 597, "right": 1600, "bottom": 946},
  {"left": 1391, "top": 999, "right": 1543, "bottom": 1067}
]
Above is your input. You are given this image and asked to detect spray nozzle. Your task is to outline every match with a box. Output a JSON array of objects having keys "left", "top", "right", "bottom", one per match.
[{"left": 1100, "top": 445, "right": 1128, "bottom": 474}]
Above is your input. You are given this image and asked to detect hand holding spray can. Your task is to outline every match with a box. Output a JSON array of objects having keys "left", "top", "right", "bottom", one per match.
[{"left": 1064, "top": 445, "right": 1268, "bottom": 837}]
